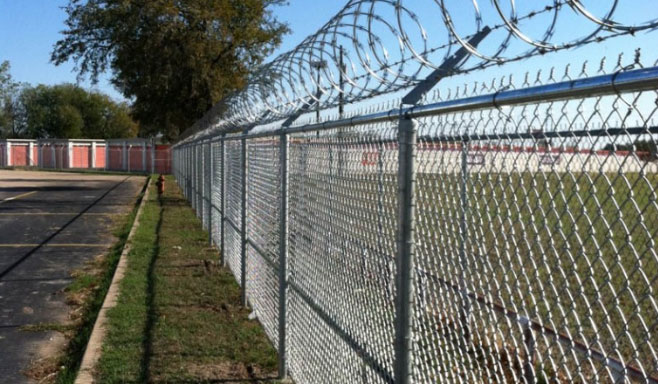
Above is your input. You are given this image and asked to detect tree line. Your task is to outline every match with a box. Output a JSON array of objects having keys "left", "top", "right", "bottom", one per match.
[
  {"left": 3, "top": 1, "right": 288, "bottom": 142},
  {"left": 0, "top": 61, "right": 138, "bottom": 140},
  {"left": 52, "top": 0, "right": 289, "bottom": 142}
]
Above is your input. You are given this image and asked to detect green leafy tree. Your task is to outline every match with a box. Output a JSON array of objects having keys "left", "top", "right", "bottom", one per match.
[
  {"left": 0, "top": 61, "right": 26, "bottom": 138},
  {"left": 21, "top": 84, "right": 138, "bottom": 139},
  {"left": 52, "top": 0, "right": 289, "bottom": 141},
  {"left": 603, "top": 140, "right": 658, "bottom": 160}
]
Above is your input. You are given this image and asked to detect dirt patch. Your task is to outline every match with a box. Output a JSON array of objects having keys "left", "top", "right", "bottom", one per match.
[
  {"left": 184, "top": 361, "right": 277, "bottom": 383},
  {"left": 19, "top": 252, "right": 118, "bottom": 383},
  {"left": 23, "top": 332, "right": 68, "bottom": 383}
]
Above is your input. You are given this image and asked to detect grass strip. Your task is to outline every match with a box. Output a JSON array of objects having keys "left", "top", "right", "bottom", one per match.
[{"left": 98, "top": 176, "right": 281, "bottom": 383}]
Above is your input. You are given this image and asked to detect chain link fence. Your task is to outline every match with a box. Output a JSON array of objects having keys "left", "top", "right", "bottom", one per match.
[{"left": 173, "top": 52, "right": 658, "bottom": 383}]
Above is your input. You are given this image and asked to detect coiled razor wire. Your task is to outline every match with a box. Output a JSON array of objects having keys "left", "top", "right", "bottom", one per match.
[{"left": 185, "top": 0, "right": 658, "bottom": 137}]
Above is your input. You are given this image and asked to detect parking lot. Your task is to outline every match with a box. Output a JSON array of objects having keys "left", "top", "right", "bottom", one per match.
[{"left": 0, "top": 170, "right": 144, "bottom": 383}]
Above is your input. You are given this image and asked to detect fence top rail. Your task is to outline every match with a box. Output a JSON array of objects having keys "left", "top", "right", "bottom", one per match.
[
  {"left": 38, "top": 139, "right": 107, "bottom": 143},
  {"left": 106, "top": 138, "right": 154, "bottom": 145},
  {"left": 175, "top": 65, "right": 658, "bottom": 147}
]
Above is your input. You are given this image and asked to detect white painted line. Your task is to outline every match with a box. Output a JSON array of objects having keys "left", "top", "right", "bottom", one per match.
[{"left": 0, "top": 191, "right": 37, "bottom": 204}]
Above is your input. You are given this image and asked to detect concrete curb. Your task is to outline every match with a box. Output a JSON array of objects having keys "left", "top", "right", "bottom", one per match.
[{"left": 74, "top": 177, "right": 152, "bottom": 384}]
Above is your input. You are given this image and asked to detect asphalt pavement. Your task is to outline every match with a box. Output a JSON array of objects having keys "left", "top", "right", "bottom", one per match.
[{"left": 0, "top": 170, "right": 144, "bottom": 383}]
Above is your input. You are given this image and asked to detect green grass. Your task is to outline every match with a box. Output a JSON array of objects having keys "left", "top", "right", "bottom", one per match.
[
  {"left": 97, "top": 176, "right": 280, "bottom": 383},
  {"left": 66, "top": 274, "right": 99, "bottom": 293}
]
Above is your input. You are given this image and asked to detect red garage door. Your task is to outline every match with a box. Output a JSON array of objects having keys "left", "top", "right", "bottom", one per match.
[
  {"left": 72, "top": 145, "right": 91, "bottom": 168},
  {"left": 11, "top": 145, "right": 29, "bottom": 166},
  {"left": 95, "top": 146, "right": 106, "bottom": 168}
]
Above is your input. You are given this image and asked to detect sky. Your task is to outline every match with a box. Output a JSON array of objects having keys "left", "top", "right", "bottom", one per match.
[
  {"left": 0, "top": 1, "right": 656, "bottom": 105},
  {"left": 0, "top": 0, "right": 347, "bottom": 101}
]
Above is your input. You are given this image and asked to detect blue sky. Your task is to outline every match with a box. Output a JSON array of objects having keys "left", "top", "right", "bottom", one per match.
[
  {"left": 0, "top": 0, "right": 346, "bottom": 101},
  {"left": 1, "top": 1, "right": 656, "bottom": 104}
]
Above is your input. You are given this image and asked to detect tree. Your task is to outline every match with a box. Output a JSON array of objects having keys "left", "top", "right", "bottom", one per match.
[
  {"left": 21, "top": 84, "right": 139, "bottom": 139},
  {"left": 603, "top": 140, "right": 657, "bottom": 160},
  {"left": 52, "top": 0, "right": 289, "bottom": 141},
  {"left": 0, "top": 61, "right": 26, "bottom": 138}
]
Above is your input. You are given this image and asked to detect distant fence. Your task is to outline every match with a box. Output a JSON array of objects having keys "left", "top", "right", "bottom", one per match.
[{"left": 0, "top": 139, "right": 172, "bottom": 174}]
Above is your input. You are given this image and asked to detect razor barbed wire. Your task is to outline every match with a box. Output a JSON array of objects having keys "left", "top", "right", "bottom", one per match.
[{"left": 185, "top": 0, "right": 658, "bottom": 138}]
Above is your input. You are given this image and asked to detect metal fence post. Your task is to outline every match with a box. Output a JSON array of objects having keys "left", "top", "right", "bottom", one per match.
[
  {"left": 187, "top": 146, "right": 190, "bottom": 198},
  {"left": 183, "top": 147, "right": 186, "bottom": 196},
  {"left": 195, "top": 143, "right": 199, "bottom": 213},
  {"left": 240, "top": 133, "right": 248, "bottom": 307},
  {"left": 278, "top": 132, "right": 289, "bottom": 379},
  {"left": 151, "top": 140, "right": 156, "bottom": 174},
  {"left": 220, "top": 136, "right": 226, "bottom": 266},
  {"left": 122, "top": 141, "right": 127, "bottom": 171},
  {"left": 209, "top": 141, "right": 214, "bottom": 246},
  {"left": 193, "top": 145, "right": 197, "bottom": 209},
  {"left": 202, "top": 141, "right": 208, "bottom": 227},
  {"left": 191, "top": 145, "right": 194, "bottom": 204},
  {"left": 199, "top": 143, "right": 203, "bottom": 217},
  {"left": 199, "top": 142, "right": 203, "bottom": 216},
  {"left": 394, "top": 115, "right": 417, "bottom": 384},
  {"left": 205, "top": 142, "right": 210, "bottom": 225},
  {"left": 187, "top": 147, "right": 190, "bottom": 200},
  {"left": 142, "top": 141, "right": 147, "bottom": 172},
  {"left": 191, "top": 145, "right": 195, "bottom": 209}
]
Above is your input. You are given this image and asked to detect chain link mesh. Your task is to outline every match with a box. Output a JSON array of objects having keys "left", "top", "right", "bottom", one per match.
[
  {"left": 193, "top": 145, "right": 200, "bottom": 215},
  {"left": 286, "top": 124, "right": 399, "bottom": 384},
  {"left": 211, "top": 141, "right": 223, "bottom": 246},
  {"left": 246, "top": 137, "right": 281, "bottom": 346},
  {"left": 225, "top": 138, "right": 244, "bottom": 283},
  {"left": 202, "top": 142, "right": 211, "bottom": 230},
  {"left": 410, "top": 78, "right": 658, "bottom": 384},
  {"left": 173, "top": 56, "right": 658, "bottom": 383}
]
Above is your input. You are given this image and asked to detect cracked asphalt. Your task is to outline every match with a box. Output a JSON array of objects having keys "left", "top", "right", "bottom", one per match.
[{"left": 0, "top": 170, "right": 144, "bottom": 383}]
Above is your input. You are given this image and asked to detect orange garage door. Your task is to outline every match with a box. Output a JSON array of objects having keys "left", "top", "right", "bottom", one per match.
[{"left": 11, "top": 145, "right": 29, "bottom": 166}]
